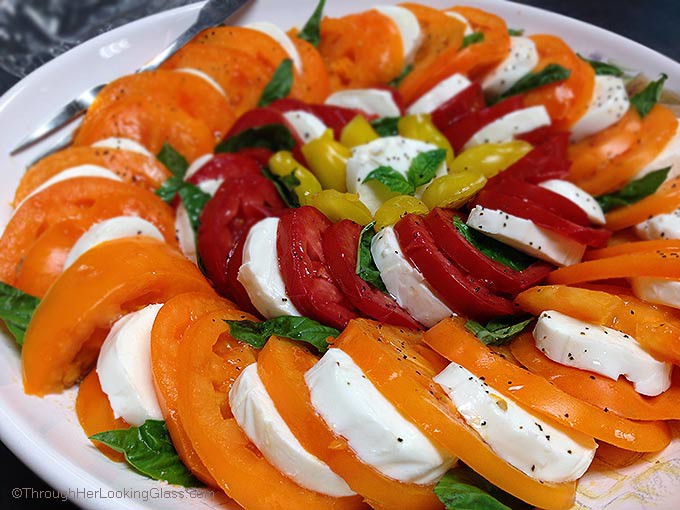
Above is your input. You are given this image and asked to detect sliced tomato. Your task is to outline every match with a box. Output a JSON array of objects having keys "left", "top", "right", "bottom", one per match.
[
  {"left": 176, "top": 312, "right": 364, "bottom": 510},
  {"left": 186, "top": 153, "right": 262, "bottom": 187},
  {"left": 442, "top": 96, "right": 525, "bottom": 153},
  {"left": 194, "top": 26, "right": 288, "bottom": 70},
  {"left": 474, "top": 188, "right": 611, "bottom": 247},
  {"left": 425, "top": 318, "right": 672, "bottom": 452},
  {"left": 511, "top": 333, "right": 680, "bottom": 421},
  {"left": 498, "top": 133, "right": 570, "bottom": 183},
  {"left": 586, "top": 239, "right": 680, "bottom": 260},
  {"left": 424, "top": 208, "right": 552, "bottom": 295},
  {"left": 270, "top": 98, "right": 366, "bottom": 139},
  {"left": 22, "top": 237, "right": 211, "bottom": 395},
  {"left": 430, "top": 82, "right": 486, "bottom": 133},
  {"left": 223, "top": 225, "right": 260, "bottom": 316},
  {"left": 394, "top": 214, "right": 517, "bottom": 320},
  {"left": 321, "top": 220, "right": 420, "bottom": 329},
  {"left": 288, "top": 33, "right": 332, "bottom": 103},
  {"left": 605, "top": 176, "right": 680, "bottom": 231},
  {"left": 258, "top": 336, "right": 444, "bottom": 510},
  {"left": 15, "top": 146, "right": 170, "bottom": 205},
  {"left": 197, "top": 176, "right": 286, "bottom": 298},
  {"left": 277, "top": 206, "right": 359, "bottom": 328}
]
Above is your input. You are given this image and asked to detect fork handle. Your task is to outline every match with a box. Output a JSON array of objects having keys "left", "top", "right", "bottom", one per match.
[{"left": 137, "top": 0, "right": 250, "bottom": 73}]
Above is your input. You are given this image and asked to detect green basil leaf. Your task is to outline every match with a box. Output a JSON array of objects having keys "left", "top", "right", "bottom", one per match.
[
  {"left": 225, "top": 316, "right": 339, "bottom": 352},
  {"left": 355, "top": 222, "right": 387, "bottom": 293},
  {"left": 363, "top": 166, "right": 414, "bottom": 195},
  {"left": 258, "top": 59, "right": 294, "bottom": 107},
  {"left": 297, "top": 0, "right": 325, "bottom": 47},
  {"left": 435, "top": 465, "right": 530, "bottom": 510},
  {"left": 157, "top": 143, "right": 189, "bottom": 179},
  {"left": 465, "top": 317, "right": 533, "bottom": 346},
  {"left": 461, "top": 31, "right": 484, "bottom": 49},
  {"left": 501, "top": 63, "right": 571, "bottom": 99},
  {"left": 0, "top": 282, "right": 40, "bottom": 346},
  {"left": 507, "top": 28, "right": 524, "bottom": 36},
  {"left": 371, "top": 117, "right": 400, "bottom": 137},
  {"left": 388, "top": 64, "right": 414, "bottom": 88},
  {"left": 407, "top": 149, "right": 446, "bottom": 189},
  {"left": 577, "top": 54, "right": 624, "bottom": 77},
  {"left": 262, "top": 166, "right": 301, "bottom": 208},
  {"left": 215, "top": 124, "right": 296, "bottom": 154},
  {"left": 177, "top": 183, "right": 212, "bottom": 232},
  {"left": 155, "top": 175, "right": 184, "bottom": 203},
  {"left": 630, "top": 73, "right": 668, "bottom": 118},
  {"left": 90, "top": 420, "right": 200, "bottom": 487},
  {"left": 453, "top": 216, "right": 534, "bottom": 272},
  {"left": 596, "top": 166, "right": 671, "bottom": 213}
]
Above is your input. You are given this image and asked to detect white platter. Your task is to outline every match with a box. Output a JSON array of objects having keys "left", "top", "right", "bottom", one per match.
[{"left": 0, "top": 1, "right": 679, "bottom": 509}]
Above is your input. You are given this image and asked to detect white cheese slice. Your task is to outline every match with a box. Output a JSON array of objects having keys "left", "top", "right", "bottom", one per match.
[
  {"left": 539, "top": 179, "right": 606, "bottom": 225},
  {"left": 175, "top": 178, "right": 222, "bottom": 264},
  {"left": 570, "top": 75, "right": 629, "bottom": 142},
  {"left": 283, "top": 110, "right": 328, "bottom": 143},
  {"left": 445, "top": 12, "right": 473, "bottom": 36},
  {"left": 373, "top": 6, "right": 423, "bottom": 64},
  {"left": 184, "top": 154, "right": 214, "bottom": 180},
  {"left": 246, "top": 22, "right": 303, "bottom": 73},
  {"left": 407, "top": 73, "right": 471, "bottom": 115},
  {"left": 325, "top": 89, "right": 401, "bottom": 119},
  {"left": 91, "top": 137, "right": 152, "bottom": 157},
  {"left": 464, "top": 106, "right": 551, "bottom": 149},
  {"left": 631, "top": 277, "right": 680, "bottom": 310},
  {"left": 635, "top": 208, "right": 680, "bottom": 240},
  {"left": 482, "top": 37, "right": 539, "bottom": 97},
  {"left": 173, "top": 68, "right": 227, "bottom": 97}
]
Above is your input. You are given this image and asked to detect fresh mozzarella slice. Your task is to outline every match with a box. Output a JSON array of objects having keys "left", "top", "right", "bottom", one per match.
[
  {"left": 325, "top": 89, "right": 401, "bottom": 119},
  {"left": 238, "top": 217, "right": 301, "bottom": 318},
  {"left": 539, "top": 179, "right": 606, "bottom": 225},
  {"left": 282, "top": 110, "right": 328, "bottom": 143},
  {"left": 445, "top": 11, "right": 473, "bottom": 36},
  {"left": 246, "top": 22, "right": 303, "bottom": 73},
  {"left": 195, "top": 178, "right": 223, "bottom": 196},
  {"left": 482, "top": 37, "right": 539, "bottom": 97},
  {"left": 373, "top": 6, "right": 422, "bottom": 64},
  {"left": 346, "top": 136, "right": 447, "bottom": 214},
  {"left": 570, "top": 75, "right": 629, "bottom": 141},
  {"left": 305, "top": 348, "right": 455, "bottom": 484},
  {"left": 64, "top": 216, "right": 163, "bottom": 269},
  {"left": 371, "top": 226, "right": 453, "bottom": 327},
  {"left": 464, "top": 106, "right": 551, "bottom": 149},
  {"left": 467, "top": 205, "right": 586, "bottom": 267},
  {"left": 633, "top": 120, "right": 680, "bottom": 181},
  {"left": 534, "top": 310, "right": 672, "bottom": 396},
  {"left": 173, "top": 68, "right": 227, "bottom": 97},
  {"left": 175, "top": 203, "right": 197, "bottom": 264},
  {"left": 230, "top": 364, "right": 355, "bottom": 497},
  {"left": 631, "top": 277, "right": 680, "bottom": 310},
  {"left": 635, "top": 208, "right": 680, "bottom": 240},
  {"left": 91, "top": 137, "right": 152, "bottom": 157},
  {"left": 407, "top": 73, "right": 471, "bottom": 115},
  {"left": 184, "top": 153, "right": 214, "bottom": 180},
  {"left": 434, "top": 363, "right": 597, "bottom": 482},
  {"left": 96, "top": 304, "right": 164, "bottom": 426}
]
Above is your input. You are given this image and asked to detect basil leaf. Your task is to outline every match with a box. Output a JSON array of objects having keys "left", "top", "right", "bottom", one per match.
[
  {"left": 262, "top": 166, "right": 300, "bottom": 208},
  {"left": 355, "top": 222, "right": 387, "bottom": 293},
  {"left": 177, "top": 183, "right": 211, "bottom": 232},
  {"left": 596, "top": 166, "right": 671, "bottom": 213},
  {"left": 435, "top": 466, "right": 529, "bottom": 510},
  {"left": 501, "top": 63, "right": 571, "bottom": 99},
  {"left": 461, "top": 31, "right": 484, "bottom": 49},
  {"left": 630, "top": 73, "right": 668, "bottom": 118},
  {"left": 258, "top": 59, "right": 294, "bottom": 107},
  {"left": 0, "top": 282, "right": 40, "bottom": 346},
  {"left": 388, "top": 64, "right": 413, "bottom": 88},
  {"left": 453, "top": 216, "right": 534, "bottom": 272},
  {"left": 157, "top": 143, "right": 189, "bottom": 179},
  {"left": 577, "top": 54, "right": 624, "bottom": 77},
  {"left": 215, "top": 124, "right": 296, "bottom": 154},
  {"left": 155, "top": 175, "right": 184, "bottom": 203},
  {"left": 371, "top": 117, "right": 400, "bottom": 137},
  {"left": 297, "top": 0, "right": 325, "bottom": 47},
  {"left": 407, "top": 149, "right": 446, "bottom": 189},
  {"left": 225, "top": 316, "right": 339, "bottom": 352},
  {"left": 465, "top": 317, "right": 533, "bottom": 346},
  {"left": 90, "top": 420, "right": 200, "bottom": 487},
  {"left": 508, "top": 28, "right": 524, "bottom": 36},
  {"left": 363, "top": 166, "right": 414, "bottom": 195}
]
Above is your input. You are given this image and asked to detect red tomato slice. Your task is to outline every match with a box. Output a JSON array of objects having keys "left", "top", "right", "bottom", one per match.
[
  {"left": 321, "top": 220, "right": 420, "bottom": 329},
  {"left": 394, "top": 214, "right": 516, "bottom": 320},
  {"left": 431, "top": 82, "right": 486, "bottom": 133},
  {"left": 277, "top": 206, "right": 359, "bottom": 328},
  {"left": 499, "top": 133, "right": 570, "bottom": 183},
  {"left": 475, "top": 188, "right": 611, "bottom": 247},
  {"left": 197, "top": 176, "right": 286, "bottom": 297},
  {"left": 186, "top": 153, "right": 262, "bottom": 187},
  {"left": 424, "top": 208, "right": 552, "bottom": 295},
  {"left": 269, "top": 98, "right": 368, "bottom": 139},
  {"left": 223, "top": 225, "right": 260, "bottom": 316}
]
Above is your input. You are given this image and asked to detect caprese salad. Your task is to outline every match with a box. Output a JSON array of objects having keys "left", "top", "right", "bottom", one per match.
[{"left": 2, "top": 1, "right": 680, "bottom": 509}]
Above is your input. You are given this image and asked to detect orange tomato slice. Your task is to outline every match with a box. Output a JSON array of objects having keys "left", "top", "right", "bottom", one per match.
[
  {"left": 511, "top": 333, "right": 680, "bottom": 421},
  {"left": 586, "top": 239, "right": 680, "bottom": 260},
  {"left": 258, "top": 336, "right": 443, "bottom": 510},
  {"left": 76, "top": 370, "right": 129, "bottom": 462},
  {"left": 425, "top": 318, "right": 672, "bottom": 453},
  {"left": 516, "top": 285, "right": 680, "bottom": 364},
  {"left": 288, "top": 33, "right": 331, "bottom": 103},
  {"left": 14, "top": 146, "right": 170, "bottom": 204},
  {"left": 398, "top": 6, "right": 509, "bottom": 105},
  {"left": 605, "top": 176, "right": 680, "bottom": 231},
  {"left": 176, "top": 311, "right": 364, "bottom": 510},
  {"left": 21, "top": 237, "right": 211, "bottom": 395}
]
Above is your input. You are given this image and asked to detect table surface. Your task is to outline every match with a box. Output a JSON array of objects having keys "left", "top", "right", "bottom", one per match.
[{"left": 0, "top": 0, "right": 678, "bottom": 508}]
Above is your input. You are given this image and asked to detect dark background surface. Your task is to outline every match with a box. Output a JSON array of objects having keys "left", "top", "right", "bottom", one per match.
[{"left": 0, "top": 0, "right": 678, "bottom": 508}]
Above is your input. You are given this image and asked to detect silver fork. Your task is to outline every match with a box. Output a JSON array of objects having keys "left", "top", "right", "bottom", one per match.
[{"left": 10, "top": 0, "right": 252, "bottom": 158}]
